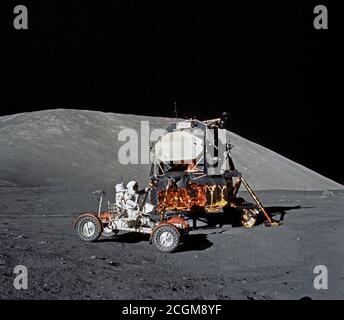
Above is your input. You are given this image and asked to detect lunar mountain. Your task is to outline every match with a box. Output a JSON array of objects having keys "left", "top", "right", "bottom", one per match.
[{"left": 0, "top": 109, "right": 342, "bottom": 191}]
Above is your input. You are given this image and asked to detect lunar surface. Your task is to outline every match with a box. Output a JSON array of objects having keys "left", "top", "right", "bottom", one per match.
[{"left": 0, "top": 109, "right": 343, "bottom": 299}]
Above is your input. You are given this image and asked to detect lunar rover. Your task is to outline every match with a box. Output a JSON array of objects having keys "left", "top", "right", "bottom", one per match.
[
  {"left": 74, "top": 114, "right": 278, "bottom": 252},
  {"left": 74, "top": 183, "right": 190, "bottom": 253}
]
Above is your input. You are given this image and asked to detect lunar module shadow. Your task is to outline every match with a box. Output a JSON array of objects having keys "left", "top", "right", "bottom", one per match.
[{"left": 186, "top": 205, "right": 302, "bottom": 230}]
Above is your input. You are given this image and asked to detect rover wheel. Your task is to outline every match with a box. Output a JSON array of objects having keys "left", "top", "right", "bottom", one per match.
[
  {"left": 76, "top": 215, "right": 102, "bottom": 242},
  {"left": 152, "top": 224, "right": 180, "bottom": 253},
  {"left": 241, "top": 209, "right": 257, "bottom": 228}
]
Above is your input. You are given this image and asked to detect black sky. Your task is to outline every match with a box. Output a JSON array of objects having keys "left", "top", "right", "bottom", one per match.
[{"left": 1, "top": 1, "right": 343, "bottom": 184}]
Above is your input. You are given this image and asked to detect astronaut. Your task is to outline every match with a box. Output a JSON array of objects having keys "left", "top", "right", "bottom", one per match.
[
  {"left": 115, "top": 182, "right": 126, "bottom": 212},
  {"left": 124, "top": 181, "right": 141, "bottom": 220}
]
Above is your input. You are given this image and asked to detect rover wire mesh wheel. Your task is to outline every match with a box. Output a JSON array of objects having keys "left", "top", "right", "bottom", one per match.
[
  {"left": 152, "top": 224, "right": 180, "bottom": 253},
  {"left": 76, "top": 215, "right": 102, "bottom": 242},
  {"left": 241, "top": 209, "right": 257, "bottom": 228}
]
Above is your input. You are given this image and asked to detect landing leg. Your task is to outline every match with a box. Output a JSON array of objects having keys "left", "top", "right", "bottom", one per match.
[{"left": 240, "top": 177, "right": 281, "bottom": 227}]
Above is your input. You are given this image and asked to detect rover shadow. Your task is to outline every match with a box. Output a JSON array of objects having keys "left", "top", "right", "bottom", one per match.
[
  {"left": 98, "top": 232, "right": 150, "bottom": 243},
  {"left": 178, "top": 233, "right": 213, "bottom": 252},
  {"left": 98, "top": 230, "right": 214, "bottom": 252}
]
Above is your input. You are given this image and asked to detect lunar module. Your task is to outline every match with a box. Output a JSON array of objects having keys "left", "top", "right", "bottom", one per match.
[
  {"left": 148, "top": 115, "right": 277, "bottom": 226},
  {"left": 74, "top": 115, "right": 278, "bottom": 252}
]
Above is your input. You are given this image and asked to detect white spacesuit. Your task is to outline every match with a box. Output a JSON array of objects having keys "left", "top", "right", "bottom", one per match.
[
  {"left": 124, "top": 181, "right": 141, "bottom": 220},
  {"left": 115, "top": 183, "right": 126, "bottom": 212}
]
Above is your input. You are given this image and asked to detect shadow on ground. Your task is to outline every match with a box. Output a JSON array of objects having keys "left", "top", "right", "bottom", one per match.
[
  {"left": 97, "top": 206, "right": 306, "bottom": 251},
  {"left": 97, "top": 232, "right": 150, "bottom": 243},
  {"left": 179, "top": 233, "right": 213, "bottom": 252},
  {"left": 189, "top": 205, "right": 305, "bottom": 229}
]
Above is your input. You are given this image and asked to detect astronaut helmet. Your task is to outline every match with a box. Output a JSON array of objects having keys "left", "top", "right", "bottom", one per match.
[{"left": 126, "top": 181, "right": 138, "bottom": 194}]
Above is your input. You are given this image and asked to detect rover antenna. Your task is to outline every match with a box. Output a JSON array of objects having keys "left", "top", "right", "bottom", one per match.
[{"left": 174, "top": 101, "right": 178, "bottom": 123}]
